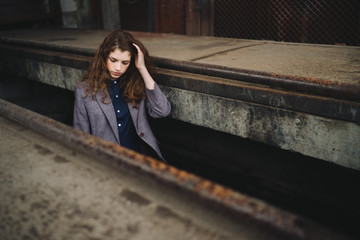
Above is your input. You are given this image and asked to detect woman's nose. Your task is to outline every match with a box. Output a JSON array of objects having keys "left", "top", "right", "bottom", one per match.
[{"left": 115, "top": 63, "right": 122, "bottom": 71}]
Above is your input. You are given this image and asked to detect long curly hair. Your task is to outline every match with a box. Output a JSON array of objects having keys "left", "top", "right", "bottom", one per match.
[{"left": 82, "top": 30, "right": 154, "bottom": 107}]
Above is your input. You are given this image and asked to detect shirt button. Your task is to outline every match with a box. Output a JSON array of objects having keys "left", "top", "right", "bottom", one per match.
[
  {"left": 118, "top": 123, "right": 121, "bottom": 127},
  {"left": 116, "top": 95, "right": 118, "bottom": 98},
  {"left": 114, "top": 81, "right": 117, "bottom": 84},
  {"left": 117, "top": 110, "right": 120, "bottom": 113}
]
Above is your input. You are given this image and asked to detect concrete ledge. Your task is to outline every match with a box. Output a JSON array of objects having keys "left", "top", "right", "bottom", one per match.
[
  {"left": 155, "top": 69, "right": 360, "bottom": 123},
  {"left": 1, "top": 29, "right": 360, "bottom": 101}
]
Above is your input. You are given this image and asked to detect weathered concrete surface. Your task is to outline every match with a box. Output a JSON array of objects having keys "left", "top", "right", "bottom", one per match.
[
  {"left": 1, "top": 117, "right": 239, "bottom": 240},
  {"left": 195, "top": 42, "right": 360, "bottom": 85},
  {"left": 60, "top": 0, "right": 94, "bottom": 29},
  {"left": 161, "top": 86, "right": 360, "bottom": 169},
  {"left": 23, "top": 60, "right": 82, "bottom": 89},
  {"left": 1, "top": 100, "right": 351, "bottom": 240},
  {"left": 0, "top": 29, "right": 359, "bottom": 170},
  {"left": 1, "top": 29, "right": 359, "bottom": 84}
]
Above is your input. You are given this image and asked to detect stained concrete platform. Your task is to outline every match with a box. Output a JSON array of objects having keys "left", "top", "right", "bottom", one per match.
[
  {"left": 1, "top": 115, "right": 242, "bottom": 240},
  {"left": 0, "top": 99, "right": 354, "bottom": 240},
  {"left": 0, "top": 28, "right": 359, "bottom": 86}
]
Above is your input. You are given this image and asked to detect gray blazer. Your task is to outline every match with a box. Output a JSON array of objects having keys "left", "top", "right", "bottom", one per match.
[{"left": 73, "top": 81, "right": 171, "bottom": 161}]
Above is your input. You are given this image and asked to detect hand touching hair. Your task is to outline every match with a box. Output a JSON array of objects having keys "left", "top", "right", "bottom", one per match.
[{"left": 82, "top": 30, "right": 155, "bottom": 107}]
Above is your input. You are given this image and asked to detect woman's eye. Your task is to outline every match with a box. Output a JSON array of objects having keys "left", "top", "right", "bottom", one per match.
[
  {"left": 110, "top": 58, "right": 116, "bottom": 62},
  {"left": 123, "top": 61, "right": 129, "bottom": 65}
]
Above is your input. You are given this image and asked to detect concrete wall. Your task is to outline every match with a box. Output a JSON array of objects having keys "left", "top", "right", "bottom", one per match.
[
  {"left": 60, "top": 0, "right": 121, "bottom": 29},
  {"left": 60, "top": 0, "right": 94, "bottom": 29},
  {"left": 160, "top": 85, "right": 360, "bottom": 169}
]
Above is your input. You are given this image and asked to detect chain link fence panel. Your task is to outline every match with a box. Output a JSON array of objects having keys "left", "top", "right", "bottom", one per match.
[{"left": 214, "top": 0, "right": 360, "bottom": 46}]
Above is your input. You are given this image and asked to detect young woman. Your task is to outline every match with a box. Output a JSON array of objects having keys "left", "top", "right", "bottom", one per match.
[{"left": 73, "top": 30, "right": 171, "bottom": 162}]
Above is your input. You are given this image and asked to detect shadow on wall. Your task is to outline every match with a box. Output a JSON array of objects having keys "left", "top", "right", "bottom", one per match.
[{"left": 0, "top": 74, "right": 74, "bottom": 125}]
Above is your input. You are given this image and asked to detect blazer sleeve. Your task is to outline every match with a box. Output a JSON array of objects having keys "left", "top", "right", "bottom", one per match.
[
  {"left": 73, "top": 83, "right": 91, "bottom": 133},
  {"left": 145, "top": 82, "right": 171, "bottom": 118}
]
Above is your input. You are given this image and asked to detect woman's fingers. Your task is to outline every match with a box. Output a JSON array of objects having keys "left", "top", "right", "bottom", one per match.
[{"left": 133, "top": 43, "right": 145, "bottom": 69}]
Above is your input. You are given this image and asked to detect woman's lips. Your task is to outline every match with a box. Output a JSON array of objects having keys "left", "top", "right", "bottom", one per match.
[{"left": 112, "top": 72, "right": 121, "bottom": 76}]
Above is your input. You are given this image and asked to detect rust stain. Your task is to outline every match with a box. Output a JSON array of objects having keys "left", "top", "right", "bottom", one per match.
[{"left": 270, "top": 73, "right": 343, "bottom": 87}]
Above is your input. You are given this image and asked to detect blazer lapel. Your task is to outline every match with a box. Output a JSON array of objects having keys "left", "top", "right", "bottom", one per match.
[{"left": 95, "top": 90, "right": 120, "bottom": 143}]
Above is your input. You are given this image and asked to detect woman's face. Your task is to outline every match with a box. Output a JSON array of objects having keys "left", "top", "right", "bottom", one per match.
[{"left": 107, "top": 48, "right": 131, "bottom": 80}]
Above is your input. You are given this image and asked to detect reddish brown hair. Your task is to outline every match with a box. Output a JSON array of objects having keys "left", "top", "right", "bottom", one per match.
[{"left": 82, "top": 30, "right": 155, "bottom": 107}]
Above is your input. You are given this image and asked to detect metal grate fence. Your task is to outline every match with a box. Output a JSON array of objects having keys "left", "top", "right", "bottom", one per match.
[{"left": 214, "top": 0, "right": 360, "bottom": 46}]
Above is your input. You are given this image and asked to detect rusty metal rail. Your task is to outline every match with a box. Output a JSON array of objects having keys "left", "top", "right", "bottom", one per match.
[
  {"left": 0, "top": 99, "right": 353, "bottom": 239},
  {"left": 153, "top": 57, "right": 360, "bottom": 102}
]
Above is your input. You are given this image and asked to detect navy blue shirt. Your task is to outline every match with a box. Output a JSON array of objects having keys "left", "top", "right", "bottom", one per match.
[{"left": 108, "top": 80, "right": 139, "bottom": 151}]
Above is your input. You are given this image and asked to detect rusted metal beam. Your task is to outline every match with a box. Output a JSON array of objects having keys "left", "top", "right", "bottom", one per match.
[{"left": 153, "top": 57, "right": 360, "bottom": 102}]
